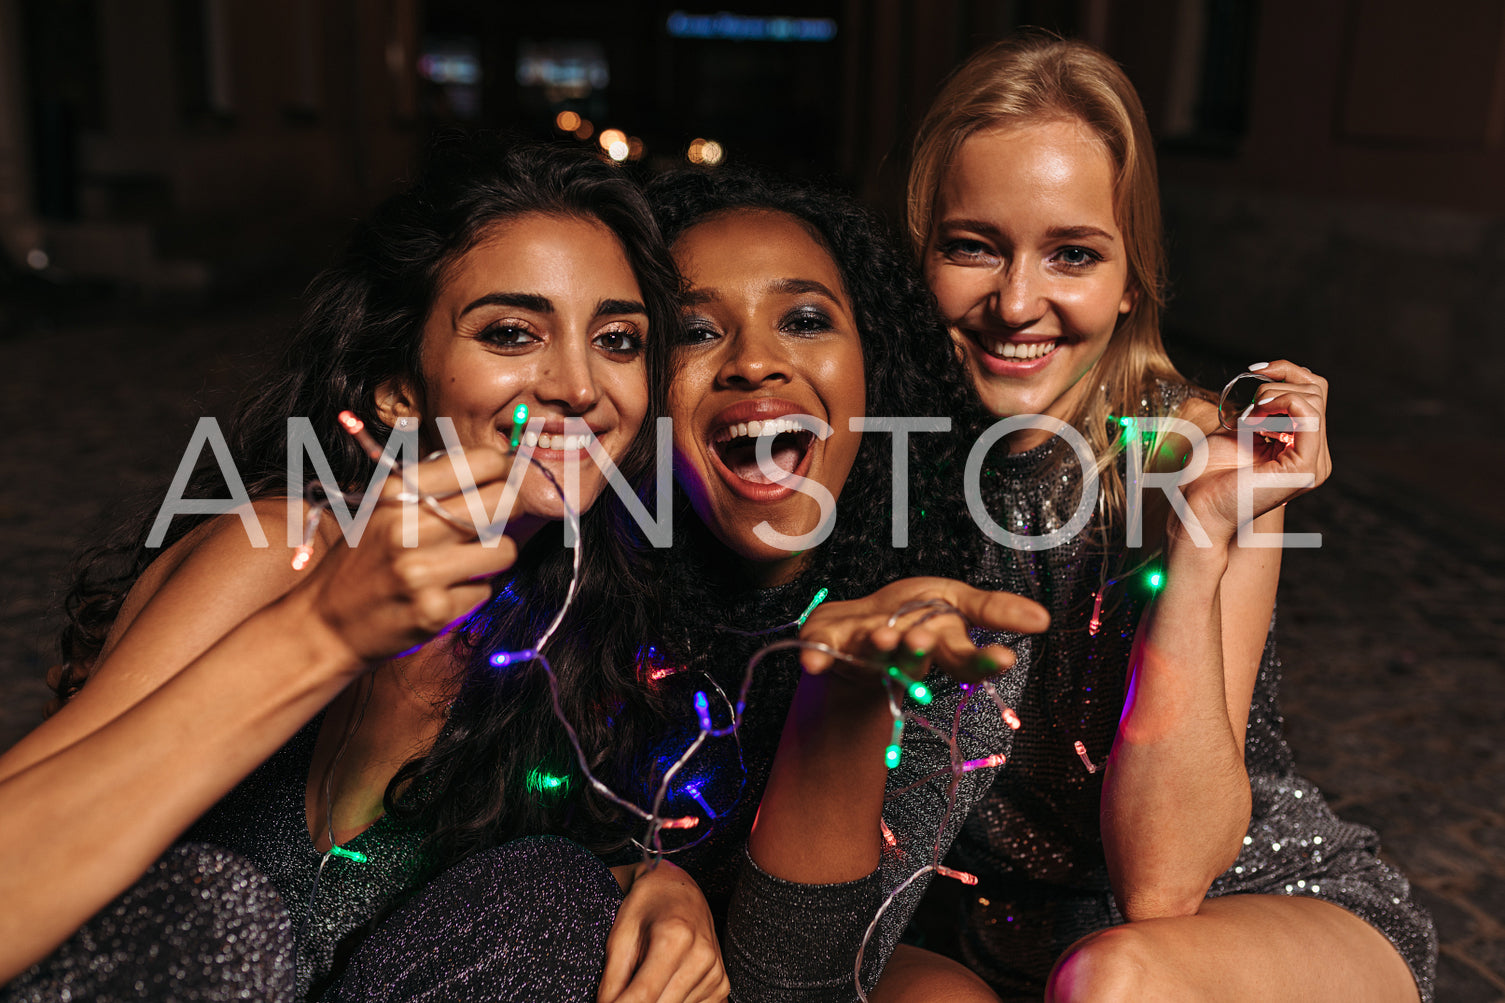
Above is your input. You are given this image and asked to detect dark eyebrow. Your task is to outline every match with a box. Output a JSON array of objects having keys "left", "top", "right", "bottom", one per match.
[
  {"left": 458, "top": 293, "right": 647, "bottom": 319},
  {"left": 772, "top": 278, "right": 844, "bottom": 304},
  {"left": 596, "top": 298, "right": 647, "bottom": 317},
  {"left": 459, "top": 292, "right": 551, "bottom": 318},
  {"left": 681, "top": 287, "right": 717, "bottom": 307}
]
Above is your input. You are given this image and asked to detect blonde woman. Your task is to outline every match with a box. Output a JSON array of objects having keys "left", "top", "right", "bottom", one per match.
[{"left": 896, "top": 35, "right": 1434, "bottom": 1003}]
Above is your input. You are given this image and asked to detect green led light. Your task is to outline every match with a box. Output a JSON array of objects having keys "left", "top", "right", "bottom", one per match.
[
  {"left": 1147, "top": 570, "right": 1164, "bottom": 590},
  {"left": 796, "top": 587, "right": 830, "bottom": 626},
  {"left": 509, "top": 403, "right": 529, "bottom": 450},
  {"left": 1119, "top": 416, "right": 1134, "bottom": 427},
  {"left": 526, "top": 767, "right": 571, "bottom": 796},
  {"left": 328, "top": 845, "right": 367, "bottom": 863},
  {"left": 884, "top": 744, "right": 902, "bottom": 769},
  {"left": 886, "top": 665, "right": 934, "bottom": 707}
]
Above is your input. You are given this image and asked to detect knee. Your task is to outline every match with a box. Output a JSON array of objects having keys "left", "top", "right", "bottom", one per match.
[{"left": 1045, "top": 926, "right": 1158, "bottom": 1003}]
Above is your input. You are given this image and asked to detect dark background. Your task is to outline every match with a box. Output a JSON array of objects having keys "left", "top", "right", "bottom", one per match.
[{"left": 1, "top": 1, "right": 1502, "bottom": 997}]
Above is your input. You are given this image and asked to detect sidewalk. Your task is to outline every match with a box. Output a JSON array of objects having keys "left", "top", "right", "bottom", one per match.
[{"left": 2, "top": 302, "right": 1502, "bottom": 999}]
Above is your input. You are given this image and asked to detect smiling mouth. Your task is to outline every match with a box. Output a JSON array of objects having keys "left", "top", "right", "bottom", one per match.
[
  {"left": 710, "top": 417, "right": 815, "bottom": 486},
  {"left": 977, "top": 336, "right": 1059, "bottom": 361}
]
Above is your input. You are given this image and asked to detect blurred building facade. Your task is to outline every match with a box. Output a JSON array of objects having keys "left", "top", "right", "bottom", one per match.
[
  {"left": 845, "top": 0, "right": 1505, "bottom": 414},
  {"left": 5, "top": 0, "right": 1500, "bottom": 412},
  {"left": 1, "top": 0, "right": 422, "bottom": 290}
]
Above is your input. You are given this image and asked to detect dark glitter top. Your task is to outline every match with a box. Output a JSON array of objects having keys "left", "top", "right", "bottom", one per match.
[
  {"left": 182, "top": 715, "right": 426, "bottom": 1002},
  {"left": 642, "top": 578, "right": 1030, "bottom": 1001},
  {"left": 941, "top": 384, "right": 1436, "bottom": 1001}
]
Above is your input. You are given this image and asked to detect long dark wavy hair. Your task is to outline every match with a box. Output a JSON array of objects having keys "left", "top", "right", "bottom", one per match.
[
  {"left": 54, "top": 138, "right": 680, "bottom": 866},
  {"left": 645, "top": 168, "right": 991, "bottom": 647}
]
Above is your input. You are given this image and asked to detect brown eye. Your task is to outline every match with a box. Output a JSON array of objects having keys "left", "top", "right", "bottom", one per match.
[
  {"left": 477, "top": 321, "right": 539, "bottom": 347},
  {"left": 594, "top": 325, "right": 644, "bottom": 355}
]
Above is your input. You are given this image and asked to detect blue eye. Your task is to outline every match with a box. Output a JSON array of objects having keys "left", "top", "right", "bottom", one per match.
[{"left": 939, "top": 238, "right": 994, "bottom": 262}]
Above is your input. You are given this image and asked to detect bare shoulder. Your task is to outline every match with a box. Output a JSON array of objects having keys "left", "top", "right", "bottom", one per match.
[
  {"left": 0, "top": 499, "right": 318, "bottom": 780},
  {"left": 100, "top": 498, "right": 312, "bottom": 657}
]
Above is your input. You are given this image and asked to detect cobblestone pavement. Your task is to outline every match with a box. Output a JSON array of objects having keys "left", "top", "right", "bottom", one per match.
[{"left": 2, "top": 298, "right": 1502, "bottom": 1000}]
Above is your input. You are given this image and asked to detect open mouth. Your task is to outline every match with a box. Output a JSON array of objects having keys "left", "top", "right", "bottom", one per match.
[{"left": 710, "top": 417, "right": 815, "bottom": 486}]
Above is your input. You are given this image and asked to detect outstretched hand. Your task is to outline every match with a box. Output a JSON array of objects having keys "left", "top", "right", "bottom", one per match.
[
  {"left": 797, "top": 577, "right": 1049, "bottom": 685},
  {"left": 599, "top": 860, "right": 729, "bottom": 1003}
]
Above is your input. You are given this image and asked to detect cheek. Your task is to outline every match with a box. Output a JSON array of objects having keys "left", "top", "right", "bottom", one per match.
[{"left": 927, "top": 267, "right": 986, "bottom": 322}]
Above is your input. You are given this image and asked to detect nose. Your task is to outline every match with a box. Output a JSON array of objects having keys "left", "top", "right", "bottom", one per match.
[
  {"left": 990, "top": 260, "right": 1047, "bottom": 329},
  {"left": 536, "top": 337, "right": 601, "bottom": 413},
  {"left": 715, "top": 328, "right": 791, "bottom": 389}
]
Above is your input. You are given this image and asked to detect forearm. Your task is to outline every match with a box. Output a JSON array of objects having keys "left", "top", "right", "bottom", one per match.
[
  {"left": 1101, "top": 541, "right": 1250, "bottom": 919},
  {"left": 0, "top": 592, "right": 363, "bottom": 981},
  {"left": 748, "top": 672, "right": 892, "bottom": 884}
]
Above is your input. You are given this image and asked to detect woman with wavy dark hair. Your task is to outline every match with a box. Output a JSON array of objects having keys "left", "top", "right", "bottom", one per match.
[
  {"left": 0, "top": 139, "right": 726, "bottom": 1003},
  {"left": 640, "top": 167, "right": 1047, "bottom": 1001}
]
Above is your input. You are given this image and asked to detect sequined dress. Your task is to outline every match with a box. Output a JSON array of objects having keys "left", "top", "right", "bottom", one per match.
[
  {"left": 644, "top": 578, "right": 1029, "bottom": 1002},
  {"left": 940, "top": 389, "right": 1437, "bottom": 1001}
]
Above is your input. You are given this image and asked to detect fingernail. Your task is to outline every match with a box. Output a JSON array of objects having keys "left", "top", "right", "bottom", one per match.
[
  {"left": 911, "top": 649, "right": 926, "bottom": 659},
  {"left": 1248, "top": 362, "right": 1269, "bottom": 371},
  {"left": 1258, "top": 395, "right": 1276, "bottom": 405}
]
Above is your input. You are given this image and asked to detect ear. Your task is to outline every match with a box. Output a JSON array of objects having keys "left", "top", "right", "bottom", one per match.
[
  {"left": 374, "top": 378, "right": 420, "bottom": 428},
  {"left": 1119, "top": 283, "right": 1138, "bottom": 317}
]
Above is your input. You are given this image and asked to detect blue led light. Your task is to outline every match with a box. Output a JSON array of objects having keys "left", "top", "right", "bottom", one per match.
[{"left": 666, "top": 11, "right": 837, "bottom": 42}]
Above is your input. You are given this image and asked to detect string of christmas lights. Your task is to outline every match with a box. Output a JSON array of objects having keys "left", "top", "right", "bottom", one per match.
[{"left": 294, "top": 409, "right": 1026, "bottom": 1001}]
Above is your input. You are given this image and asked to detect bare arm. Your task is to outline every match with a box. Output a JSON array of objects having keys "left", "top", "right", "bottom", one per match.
[
  {"left": 1101, "top": 364, "right": 1330, "bottom": 919},
  {"left": 0, "top": 448, "right": 519, "bottom": 982}
]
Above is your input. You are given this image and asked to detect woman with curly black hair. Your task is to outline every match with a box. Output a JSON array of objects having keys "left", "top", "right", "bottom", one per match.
[
  {"left": 0, "top": 139, "right": 728, "bottom": 1003},
  {"left": 641, "top": 168, "right": 1047, "bottom": 1001}
]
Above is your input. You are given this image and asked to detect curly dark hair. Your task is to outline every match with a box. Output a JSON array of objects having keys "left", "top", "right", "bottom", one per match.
[
  {"left": 54, "top": 137, "right": 680, "bottom": 866},
  {"left": 645, "top": 167, "right": 991, "bottom": 644}
]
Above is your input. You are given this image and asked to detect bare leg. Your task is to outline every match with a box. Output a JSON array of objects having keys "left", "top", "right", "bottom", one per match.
[
  {"left": 1047, "top": 895, "right": 1420, "bottom": 1003},
  {"left": 871, "top": 944, "right": 1000, "bottom": 1003}
]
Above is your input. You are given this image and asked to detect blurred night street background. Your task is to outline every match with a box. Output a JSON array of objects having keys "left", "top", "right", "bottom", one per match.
[{"left": 1, "top": 1, "right": 1503, "bottom": 997}]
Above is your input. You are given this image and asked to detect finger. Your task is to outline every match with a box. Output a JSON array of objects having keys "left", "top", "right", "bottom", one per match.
[
  {"left": 1251, "top": 359, "right": 1324, "bottom": 392},
  {"left": 649, "top": 941, "right": 719, "bottom": 1003},
  {"left": 895, "top": 626, "right": 938, "bottom": 664},
  {"left": 687, "top": 961, "right": 731, "bottom": 1003},
  {"left": 399, "top": 445, "right": 514, "bottom": 501},
  {"left": 376, "top": 532, "right": 519, "bottom": 589},
  {"left": 597, "top": 923, "right": 642, "bottom": 1003},
  {"left": 799, "top": 620, "right": 901, "bottom": 675},
  {"left": 963, "top": 587, "right": 1050, "bottom": 636},
  {"left": 613, "top": 928, "right": 685, "bottom": 1003}
]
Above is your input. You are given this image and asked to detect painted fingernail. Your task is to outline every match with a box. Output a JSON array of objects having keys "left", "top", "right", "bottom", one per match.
[
  {"left": 1258, "top": 396, "right": 1277, "bottom": 405},
  {"left": 911, "top": 648, "right": 926, "bottom": 659},
  {"left": 1248, "top": 362, "right": 1270, "bottom": 371}
]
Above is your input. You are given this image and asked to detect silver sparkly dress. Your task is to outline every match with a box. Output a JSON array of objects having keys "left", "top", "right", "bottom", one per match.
[{"left": 944, "top": 388, "right": 1436, "bottom": 1001}]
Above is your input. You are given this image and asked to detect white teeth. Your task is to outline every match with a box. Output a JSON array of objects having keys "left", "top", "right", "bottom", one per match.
[
  {"left": 987, "top": 338, "right": 1057, "bottom": 360},
  {"left": 713, "top": 417, "right": 803, "bottom": 443},
  {"left": 529, "top": 432, "right": 590, "bottom": 451}
]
